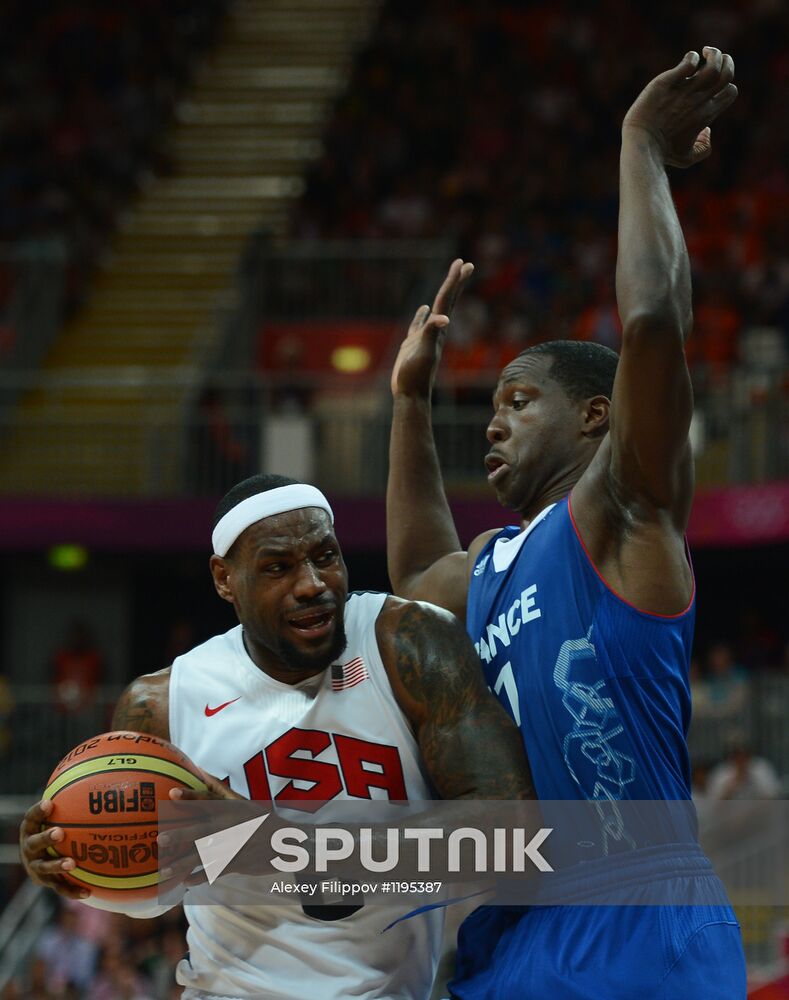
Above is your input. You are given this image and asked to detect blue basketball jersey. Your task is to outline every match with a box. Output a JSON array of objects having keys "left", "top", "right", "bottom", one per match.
[
  {"left": 467, "top": 496, "right": 694, "bottom": 808},
  {"left": 454, "top": 499, "right": 745, "bottom": 998}
]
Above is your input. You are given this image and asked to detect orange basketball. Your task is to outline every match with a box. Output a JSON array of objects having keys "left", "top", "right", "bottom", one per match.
[{"left": 43, "top": 731, "right": 206, "bottom": 902}]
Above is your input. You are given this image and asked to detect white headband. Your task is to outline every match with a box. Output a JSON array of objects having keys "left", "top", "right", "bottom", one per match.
[{"left": 212, "top": 484, "right": 334, "bottom": 557}]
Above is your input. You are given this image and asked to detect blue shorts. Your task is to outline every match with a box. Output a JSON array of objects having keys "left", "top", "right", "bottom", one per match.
[{"left": 449, "top": 850, "right": 745, "bottom": 1000}]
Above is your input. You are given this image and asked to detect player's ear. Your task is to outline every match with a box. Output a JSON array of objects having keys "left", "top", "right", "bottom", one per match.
[
  {"left": 582, "top": 394, "right": 610, "bottom": 438},
  {"left": 210, "top": 555, "right": 235, "bottom": 603}
]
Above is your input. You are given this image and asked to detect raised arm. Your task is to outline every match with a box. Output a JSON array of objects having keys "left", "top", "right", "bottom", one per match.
[
  {"left": 377, "top": 597, "right": 535, "bottom": 800},
  {"left": 387, "top": 260, "right": 476, "bottom": 617},
  {"left": 611, "top": 48, "right": 737, "bottom": 521}
]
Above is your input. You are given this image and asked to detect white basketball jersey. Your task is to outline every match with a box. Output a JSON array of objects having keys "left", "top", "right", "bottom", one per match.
[{"left": 169, "top": 592, "right": 442, "bottom": 1000}]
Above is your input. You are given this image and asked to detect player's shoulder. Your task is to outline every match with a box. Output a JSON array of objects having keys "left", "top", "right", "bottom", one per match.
[
  {"left": 112, "top": 667, "right": 171, "bottom": 740},
  {"left": 346, "top": 589, "right": 388, "bottom": 607},
  {"left": 468, "top": 527, "right": 505, "bottom": 565},
  {"left": 377, "top": 594, "right": 464, "bottom": 642},
  {"left": 375, "top": 596, "right": 480, "bottom": 721},
  {"left": 343, "top": 589, "right": 389, "bottom": 628},
  {"left": 171, "top": 625, "right": 243, "bottom": 672},
  {"left": 465, "top": 526, "right": 516, "bottom": 582},
  {"left": 120, "top": 666, "right": 171, "bottom": 698},
  {"left": 470, "top": 528, "right": 502, "bottom": 558}
]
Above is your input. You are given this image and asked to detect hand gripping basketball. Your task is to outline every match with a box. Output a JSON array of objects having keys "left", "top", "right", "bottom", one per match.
[
  {"left": 19, "top": 798, "right": 90, "bottom": 900},
  {"left": 22, "top": 731, "right": 206, "bottom": 904}
]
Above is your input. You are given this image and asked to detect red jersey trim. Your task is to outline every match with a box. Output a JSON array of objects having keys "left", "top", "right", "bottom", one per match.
[{"left": 567, "top": 492, "right": 695, "bottom": 620}]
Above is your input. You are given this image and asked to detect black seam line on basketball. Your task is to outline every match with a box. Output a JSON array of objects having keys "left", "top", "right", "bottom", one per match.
[
  {"left": 48, "top": 820, "right": 162, "bottom": 828},
  {"left": 48, "top": 767, "right": 192, "bottom": 797}
]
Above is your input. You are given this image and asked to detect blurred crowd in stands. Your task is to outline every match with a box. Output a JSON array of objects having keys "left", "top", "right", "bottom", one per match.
[
  {"left": 295, "top": 0, "right": 789, "bottom": 393},
  {"left": 0, "top": 0, "right": 228, "bottom": 317},
  {"left": 1, "top": 901, "right": 187, "bottom": 1000}
]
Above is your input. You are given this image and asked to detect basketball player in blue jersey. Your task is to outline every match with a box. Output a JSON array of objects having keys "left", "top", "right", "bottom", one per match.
[{"left": 388, "top": 49, "right": 746, "bottom": 998}]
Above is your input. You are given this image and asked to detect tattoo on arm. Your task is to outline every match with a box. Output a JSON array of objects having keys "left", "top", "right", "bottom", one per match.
[
  {"left": 112, "top": 695, "right": 154, "bottom": 733},
  {"left": 391, "top": 603, "right": 535, "bottom": 800},
  {"left": 111, "top": 671, "right": 170, "bottom": 739}
]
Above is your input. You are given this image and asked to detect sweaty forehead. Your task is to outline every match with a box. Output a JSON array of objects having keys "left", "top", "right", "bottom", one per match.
[{"left": 238, "top": 507, "right": 335, "bottom": 554}]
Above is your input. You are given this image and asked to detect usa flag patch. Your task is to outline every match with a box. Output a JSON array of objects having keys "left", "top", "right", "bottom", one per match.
[{"left": 331, "top": 657, "right": 368, "bottom": 692}]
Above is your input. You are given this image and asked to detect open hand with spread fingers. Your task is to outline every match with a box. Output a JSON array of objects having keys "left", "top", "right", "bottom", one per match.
[
  {"left": 623, "top": 47, "right": 738, "bottom": 168},
  {"left": 390, "top": 258, "right": 474, "bottom": 398}
]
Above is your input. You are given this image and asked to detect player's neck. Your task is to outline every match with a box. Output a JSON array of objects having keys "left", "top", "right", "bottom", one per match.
[
  {"left": 517, "top": 449, "right": 595, "bottom": 528},
  {"left": 517, "top": 476, "right": 579, "bottom": 530},
  {"left": 241, "top": 629, "right": 327, "bottom": 686}
]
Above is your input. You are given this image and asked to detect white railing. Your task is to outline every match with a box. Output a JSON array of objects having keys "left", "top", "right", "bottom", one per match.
[
  {"left": 0, "top": 368, "right": 785, "bottom": 498},
  {"left": 0, "top": 236, "right": 785, "bottom": 495},
  {"left": 707, "top": 811, "right": 789, "bottom": 972},
  {"left": 0, "top": 881, "right": 54, "bottom": 993}
]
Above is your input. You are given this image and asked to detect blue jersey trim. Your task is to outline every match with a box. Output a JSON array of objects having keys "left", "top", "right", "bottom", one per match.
[{"left": 567, "top": 492, "right": 696, "bottom": 621}]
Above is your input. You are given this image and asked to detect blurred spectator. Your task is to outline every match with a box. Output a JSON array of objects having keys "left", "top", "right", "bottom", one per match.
[
  {"left": 691, "top": 759, "right": 714, "bottom": 834},
  {"left": 65, "top": 897, "right": 117, "bottom": 952},
  {"left": 689, "top": 656, "right": 710, "bottom": 716},
  {"left": 192, "top": 387, "right": 252, "bottom": 492},
  {"left": 702, "top": 737, "right": 783, "bottom": 862},
  {"left": 164, "top": 617, "right": 196, "bottom": 666},
  {"left": 50, "top": 620, "right": 105, "bottom": 712},
  {"left": 288, "top": 0, "right": 789, "bottom": 398},
  {"left": 699, "top": 641, "right": 750, "bottom": 721},
  {"left": 25, "top": 958, "right": 54, "bottom": 1000},
  {"left": 0, "top": 1, "right": 229, "bottom": 315},
  {"left": 736, "top": 606, "right": 783, "bottom": 670},
  {"left": 707, "top": 739, "right": 782, "bottom": 801},
  {"left": 140, "top": 924, "right": 188, "bottom": 998},
  {"left": 270, "top": 332, "right": 313, "bottom": 412},
  {"left": 88, "top": 951, "right": 155, "bottom": 1000},
  {"left": 35, "top": 904, "right": 98, "bottom": 994},
  {"left": 12, "top": 908, "right": 190, "bottom": 999}
]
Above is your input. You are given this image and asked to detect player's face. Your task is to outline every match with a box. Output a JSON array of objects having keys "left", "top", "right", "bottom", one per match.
[
  {"left": 225, "top": 508, "right": 349, "bottom": 680},
  {"left": 485, "top": 355, "right": 584, "bottom": 513}
]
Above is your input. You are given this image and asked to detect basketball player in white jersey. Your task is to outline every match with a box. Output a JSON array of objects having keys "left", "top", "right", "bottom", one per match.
[{"left": 20, "top": 473, "right": 533, "bottom": 1000}]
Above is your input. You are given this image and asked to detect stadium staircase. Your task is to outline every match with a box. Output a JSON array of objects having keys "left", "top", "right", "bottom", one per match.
[{"left": 0, "top": 0, "right": 379, "bottom": 495}]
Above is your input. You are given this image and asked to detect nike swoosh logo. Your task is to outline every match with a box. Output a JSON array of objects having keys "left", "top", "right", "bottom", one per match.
[{"left": 204, "top": 697, "right": 241, "bottom": 717}]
